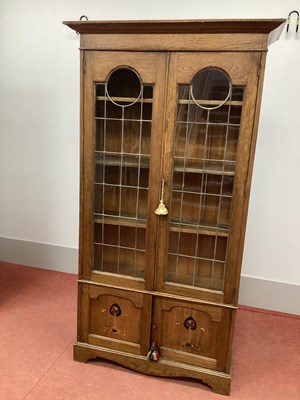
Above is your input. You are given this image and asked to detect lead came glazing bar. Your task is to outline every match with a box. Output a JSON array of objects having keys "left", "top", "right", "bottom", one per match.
[
  {"left": 168, "top": 82, "right": 243, "bottom": 291},
  {"left": 95, "top": 117, "right": 152, "bottom": 123},
  {"left": 133, "top": 86, "right": 144, "bottom": 278},
  {"left": 168, "top": 251, "right": 226, "bottom": 264},
  {"left": 94, "top": 212, "right": 147, "bottom": 222},
  {"left": 211, "top": 89, "right": 233, "bottom": 290},
  {"left": 171, "top": 189, "right": 232, "bottom": 198},
  {"left": 93, "top": 75, "right": 153, "bottom": 278},
  {"left": 101, "top": 83, "right": 107, "bottom": 272},
  {"left": 116, "top": 105, "right": 126, "bottom": 274},
  {"left": 192, "top": 105, "right": 210, "bottom": 287},
  {"left": 174, "top": 86, "right": 192, "bottom": 282}
]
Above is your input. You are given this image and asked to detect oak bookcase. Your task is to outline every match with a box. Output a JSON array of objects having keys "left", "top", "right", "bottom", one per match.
[{"left": 64, "top": 19, "right": 285, "bottom": 395}]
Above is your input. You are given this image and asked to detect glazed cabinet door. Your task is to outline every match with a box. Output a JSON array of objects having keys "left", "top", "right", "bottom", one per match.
[
  {"left": 80, "top": 52, "right": 167, "bottom": 290},
  {"left": 156, "top": 52, "right": 261, "bottom": 304}
]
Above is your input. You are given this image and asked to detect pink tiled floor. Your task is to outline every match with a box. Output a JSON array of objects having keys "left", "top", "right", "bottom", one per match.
[{"left": 0, "top": 261, "right": 299, "bottom": 400}]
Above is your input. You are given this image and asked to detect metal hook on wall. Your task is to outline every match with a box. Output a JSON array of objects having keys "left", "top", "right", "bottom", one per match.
[{"left": 286, "top": 10, "right": 299, "bottom": 33}]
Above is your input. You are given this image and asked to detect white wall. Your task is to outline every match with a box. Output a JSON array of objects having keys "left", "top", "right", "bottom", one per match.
[
  {"left": 242, "top": 36, "right": 300, "bottom": 286},
  {"left": 1, "top": 1, "right": 299, "bottom": 308}
]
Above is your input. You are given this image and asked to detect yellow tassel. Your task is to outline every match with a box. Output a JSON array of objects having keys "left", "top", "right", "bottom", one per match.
[{"left": 155, "top": 200, "right": 168, "bottom": 215}]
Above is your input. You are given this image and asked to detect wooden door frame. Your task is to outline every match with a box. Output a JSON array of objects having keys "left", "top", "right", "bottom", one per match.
[
  {"left": 155, "top": 51, "right": 261, "bottom": 305},
  {"left": 80, "top": 51, "right": 168, "bottom": 291}
]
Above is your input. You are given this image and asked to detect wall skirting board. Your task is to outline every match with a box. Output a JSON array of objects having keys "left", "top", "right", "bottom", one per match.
[
  {"left": 238, "top": 275, "right": 300, "bottom": 316},
  {"left": 0, "top": 236, "right": 78, "bottom": 274},
  {"left": 0, "top": 236, "right": 299, "bottom": 315},
  {"left": 239, "top": 275, "right": 300, "bottom": 315}
]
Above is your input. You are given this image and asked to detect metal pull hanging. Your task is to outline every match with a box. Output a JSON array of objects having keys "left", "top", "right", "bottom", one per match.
[{"left": 155, "top": 179, "right": 168, "bottom": 215}]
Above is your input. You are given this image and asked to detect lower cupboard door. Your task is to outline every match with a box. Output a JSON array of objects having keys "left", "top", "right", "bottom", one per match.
[
  {"left": 78, "top": 283, "right": 152, "bottom": 356},
  {"left": 154, "top": 298, "right": 233, "bottom": 372}
]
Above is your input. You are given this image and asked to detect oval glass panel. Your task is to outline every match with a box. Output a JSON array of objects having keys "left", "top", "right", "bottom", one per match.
[
  {"left": 106, "top": 68, "right": 142, "bottom": 107},
  {"left": 190, "top": 68, "right": 232, "bottom": 110}
]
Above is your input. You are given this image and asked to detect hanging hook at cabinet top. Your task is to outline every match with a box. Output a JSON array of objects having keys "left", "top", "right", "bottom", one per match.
[
  {"left": 286, "top": 10, "right": 299, "bottom": 33},
  {"left": 76, "top": 15, "right": 89, "bottom": 34}
]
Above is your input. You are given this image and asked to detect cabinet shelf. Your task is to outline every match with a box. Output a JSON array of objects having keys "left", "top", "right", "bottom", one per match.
[
  {"left": 94, "top": 218, "right": 228, "bottom": 237},
  {"left": 95, "top": 152, "right": 150, "bottom": 169},
  {"left": 174, "top": 157, "right": 235, "bottom": 176},
  {"left": 166, "top": 272, "right": 224, "bottom": 292},
  {"left": 95, "top": 151, "right": 235, "bottom": 176},
  {"left": 94, "top": 214, "right": 147, "bottom": 229},
  {"left": 178, "top": 99, "right": 243, "bottom": 106},
  {"left": 174, "top": 164, "right": 235, "bottom": 176},
  {"left": 170, "top": 222, "right": 229, "bottom": 237},
  {"left": 172, "top": 189, "right": 232, "bottom": 199},
  {"left": 94, "top": 242, "right": 146, "bottom": 252},
  {"left": 92, "top": 263, "right": 144, "bottom": 280}
]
